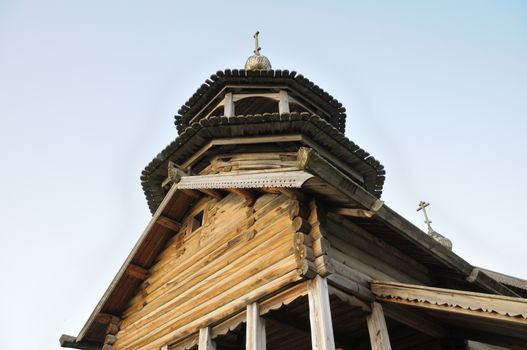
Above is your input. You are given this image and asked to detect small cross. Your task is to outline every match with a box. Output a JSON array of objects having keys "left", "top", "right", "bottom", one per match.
[
  {"left": 416, "top": 201, "right": 434, "bottom": 234},
  {"left": 253, "top": 31, "right": 261, "bottom": 55}
]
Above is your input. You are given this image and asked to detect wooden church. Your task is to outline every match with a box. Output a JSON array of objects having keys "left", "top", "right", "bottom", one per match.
[{"left": 61, "top": 33, "right": 527, "bottom": 350}]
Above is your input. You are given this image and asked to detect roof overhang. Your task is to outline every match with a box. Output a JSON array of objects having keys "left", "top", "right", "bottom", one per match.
[
  {"left": 175, "top": 69, "right": 347, "bottom": 133},
  {"left": 372, "top": 281, "right": 527, "bottom": 347}
]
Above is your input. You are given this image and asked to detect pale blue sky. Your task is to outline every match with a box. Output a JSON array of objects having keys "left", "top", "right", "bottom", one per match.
[{"left": 0, "top": 1, "right": 526, "bottom": 349}]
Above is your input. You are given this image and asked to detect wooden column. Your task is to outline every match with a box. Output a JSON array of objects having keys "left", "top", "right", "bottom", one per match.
[
  {"left": 198, "top": 327, "right": 216, "bottom": 350},
  {"left": 367, "top": 302, "right": 392, "bottom": 350},
  {"left": 308, "top": 275, "right": 335, "bottom": 350},
  {"left": 279, "top": 90, "right": 290, "bottom": 114},
  {"left": 224, "top": 92, "right": 235, "bottom": 117},
  {"left": 246, "top": 302, "right": 266, "bottom": 350}
]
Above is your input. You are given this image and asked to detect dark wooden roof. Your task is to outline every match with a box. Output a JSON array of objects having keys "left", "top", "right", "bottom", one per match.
[
  {"left": 142, "top": 112, "right": 385, "bottom": 213},
  {"left": 174, "top": 69, "right": 347, "bottom": 133}
]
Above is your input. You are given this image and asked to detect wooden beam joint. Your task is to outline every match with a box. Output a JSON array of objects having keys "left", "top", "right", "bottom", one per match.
[
  {"left": 227, "top": 188, "right": 255, "bottom": 206},
  {"left": 125, "top": 263, "right": 149, "bottom": 280}
]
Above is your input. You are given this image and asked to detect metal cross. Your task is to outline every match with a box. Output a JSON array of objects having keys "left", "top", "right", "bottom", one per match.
[
  {"left": 416, "top": 201, "right": 434, "bottom": 234},
  {"left": 253, "top": 31, "right": 261, "bottom": 55}
]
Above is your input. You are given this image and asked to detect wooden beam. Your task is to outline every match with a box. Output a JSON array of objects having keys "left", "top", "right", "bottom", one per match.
[
  {"left": 332, "top": 204, "right": 383, "bottom": 219},
  {"left": 125, "top": 264, "right": 149, "bottom": 280},
  {"left": 366, "top": 302, "right": 392, "bottom": 350},
  {"left": 156, "top": 215, "right": 182, "bottom": 232},
  {"left": 246, "top": 303, "right": 266, "bottom": 350},
  {"left": 327, "top": 273, "right": 374, "bottom": 302},
  {"left": 227, "top": 188, "right": 255, "bottom": 206},
  {"left": 382, "top": 304, "right": 447, "bottom": 339},
  {"left": 94, "top": 313, "right": 120, "bottom": 325},
  {"left": 198, "top": 188, "right": 223, "bottom": 200},
  {"left": 198, "top": 327, "right": 216, "bottom": 350},
  {"left": 59, "top": 335, "right": 100, "bottom": 350},
  {"left": 308, "top": 275, "right": 336, "bottom": 350},
  {"left": 180, "top": 188, "right": 202, "bottom": 200}
]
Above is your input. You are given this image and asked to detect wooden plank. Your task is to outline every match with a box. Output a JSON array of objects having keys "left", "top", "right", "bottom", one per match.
[
  {"left": 224, "top": 92, "right": 234, "bottom": 117},
  {"left": 279, "top": 90, "right": 290, "bottom": 114},
  {"left": 371, "top": 281, "right": 527, "bottom": 325},
  {"left": 156, "top": 215, "right": 182, "bottom": 232},
  {"left": 198, "top": 327, "right": 216, "bottom": 350},
  {"left": 246, "top": 303, "right": 266, "bottom": 350},
  {"left": 307, "top": 276, "right": 335, "bottom": 350},
  {"left": 259, "top": 281, "right": 308, "bottom": 315},
  {"left": 366, "top": 302, "right": 392, "bottom": 350}
]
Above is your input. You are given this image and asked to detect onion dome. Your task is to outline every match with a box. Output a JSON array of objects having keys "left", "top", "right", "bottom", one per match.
[
  {"left": 245, "top": 31, "right": 272, "bottom": 70},
  {"left": 429, "top": 230, "right": 453, "bottom": 250}
]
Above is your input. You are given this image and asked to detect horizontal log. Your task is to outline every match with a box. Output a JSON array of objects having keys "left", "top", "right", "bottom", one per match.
[{"left": 327, "top": 273, "right": 374, "bottom": 302}]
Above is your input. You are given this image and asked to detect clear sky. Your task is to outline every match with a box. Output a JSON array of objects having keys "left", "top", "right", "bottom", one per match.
[{"left": 0, "top": 1, "right": 526, "bottom": 349}]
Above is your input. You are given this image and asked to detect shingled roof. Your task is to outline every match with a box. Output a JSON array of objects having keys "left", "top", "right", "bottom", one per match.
[
  {"left": 174, "top": 69, "right": 347, "bottom": 133},
  {"left": 141, "top": 112, "right": 385, "bottom": 213}
]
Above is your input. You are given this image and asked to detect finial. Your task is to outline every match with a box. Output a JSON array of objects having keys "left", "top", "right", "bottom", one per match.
[
  {"left": 245, "top": 31, "right": 272, "bottom": 70},
  {"left": 416, "top": 201, "right": 453, "bottom": 250}
]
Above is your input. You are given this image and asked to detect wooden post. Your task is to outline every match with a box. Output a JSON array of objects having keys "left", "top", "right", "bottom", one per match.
[
  {"left": 246, "top": 302, "right": 266, "bottom": 350},
  {"left": 367, "top": 302, "right": 392, "bottom": 350},
  {"left": 279, "top": 90, "right": 290, "bottom": 114},
  {"left": 198, "top": 327, "right": 216, "bottom": 350},
  {"left": 224, "top": 92, "right": 235, "bottom": 117},
  {"left": 308, "top": 275, "right": 335, "bottom": 350}
]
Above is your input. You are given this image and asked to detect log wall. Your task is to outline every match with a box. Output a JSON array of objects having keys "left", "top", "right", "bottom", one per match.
[
  {"left": 113, "top": 193, "right": 303, "bottom": 350},
  {"left": 309, "top": 202, "right": 433, "bottom": 287}
]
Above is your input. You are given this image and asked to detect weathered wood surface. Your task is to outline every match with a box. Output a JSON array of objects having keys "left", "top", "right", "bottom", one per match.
[
  {"left": 371, "top": 281, "right": 527, "bottom": 324},
  {"left": 324, "top": 213, "right": 432, "bottom": 285},
  {"left": 307, "top": 276, "right": 336, "bottom": 350},
  {"left": 198, "top": 327, "right": 216, "bottom": 350},
  {"left": 200, "top": 152, "right": 298, "bottom": 175},
  {"left": 246, "top": 303, "right": 266, "bottom": 350},
  {"left": 381, "top": 303, "right": 448, "bottom": 338},
  {"left": 366, "top": 302, "right": 392, "bottom": 350},
  {"left": 113, "top": 193, "right": 303, "bottom": 350}
]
